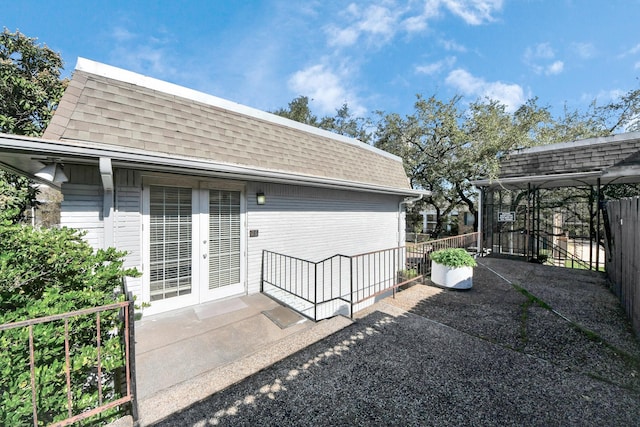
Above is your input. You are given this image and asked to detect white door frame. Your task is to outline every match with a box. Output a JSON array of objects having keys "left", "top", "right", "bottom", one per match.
[
  {"left": 141, "top": 175, "right": 247, "bottom": 315},
  {"left": 197, "top": 182, "right": 247, "bottom": 303}
]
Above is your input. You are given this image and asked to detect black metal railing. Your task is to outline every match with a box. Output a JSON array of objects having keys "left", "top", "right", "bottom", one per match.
[
  {"left": 261, "top": 232, "right": 479, "bottom": 320},
  {"left": 536, "top": 234, "right": 594, "bottom": 270},
  {"left": 0, "top": 295, "right": 137, "bottom": 427},
  {"left": 407, "top": 232, "right": 480, "bottom": 276}
]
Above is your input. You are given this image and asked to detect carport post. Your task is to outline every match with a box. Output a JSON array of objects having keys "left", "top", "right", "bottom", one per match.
[
  {"left": 476, "top": 186, "right": 483, "bottom": 254},
  {"left": 596, "top": 178, "right": 601, "bottom": 270}
]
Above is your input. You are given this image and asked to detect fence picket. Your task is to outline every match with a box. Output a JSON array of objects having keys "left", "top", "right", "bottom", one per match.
[{"left": 606, "top": 197, "right": 640, "bottom": 338}]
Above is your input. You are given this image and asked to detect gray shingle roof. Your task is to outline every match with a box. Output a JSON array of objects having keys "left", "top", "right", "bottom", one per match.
[
  {"left": 498, "top": 133, "right": 640, "bottom": 178},
  {"left": 43, "top": 58, "right": 411, "bottom": 191}
]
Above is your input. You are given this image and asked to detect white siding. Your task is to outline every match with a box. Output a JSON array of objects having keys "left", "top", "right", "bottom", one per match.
[
  {"left": 61, "top": 184, "right": 104, "bottom": 249},
  {"left": 246, "top": 182, "right": 403, "bottom": 294},
  {"left": 61, "top": 167, "right": 407, "bottom": 313},
  {"left": 115, "top": 170, "right": 143, "bottom": 299}
]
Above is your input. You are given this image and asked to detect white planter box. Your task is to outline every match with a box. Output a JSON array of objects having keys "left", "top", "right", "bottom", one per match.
[{"left": 431, "top": 261, "right": 473, "bottom": 289}]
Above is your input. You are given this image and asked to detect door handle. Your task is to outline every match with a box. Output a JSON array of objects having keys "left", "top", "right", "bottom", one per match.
[{"left": 203, "top": 254, "right": 207, "bottom": 259}]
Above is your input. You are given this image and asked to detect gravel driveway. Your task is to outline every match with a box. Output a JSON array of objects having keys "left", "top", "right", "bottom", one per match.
[{"left": 150, "top": 257, "right": 640, "bottom": 426}]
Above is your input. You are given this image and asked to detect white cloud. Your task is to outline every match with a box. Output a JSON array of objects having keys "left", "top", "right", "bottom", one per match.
[
  {"left": 108, "top": 27, "right": 178, "bottom": 78},
  {"left": 440, "top": 0, "right": 504, "bottom": 25},
  {"left": 546, "top": 60, "right": 564, "bottom": 75},
  {"left": 415, "top": 56, "right": 456, "bottom": 75},
  {"left": 445, "top": 68, "right": 525, "bottom": 112},
  {"left": 571, "top": 42, "right": 596, "bottom": 59},
  {"left": 324, "top": 0, "right": 504, "bottom": 48},
  {"left": 111, "top": 27, "right": 135, "bottom": 42},
  {"left": 440, "top": 38, "right": 467, "bottom": 52},
  {"left": 288, "top": 63, "right": 366, "bottom": 116},
  {"left": 523, "top": 42, "right": 564, "bottom": 76},
  {"left": 635, "top": 61, "right": 640, "bottom": 70},
  {"left": 326, "top": 3, "right": 401, "bottom": 48},
  {"left": 524, "top": 42, "right": 555, "bottom": 61},
  {"left": 359, "top": 5, "right": 398, "bottom": 36},
  {"left": 620, "top": 43, "right": 640, "bottom": 58},
  {"left": 326, "top": 26, "right": 360, "bottom": 47}
]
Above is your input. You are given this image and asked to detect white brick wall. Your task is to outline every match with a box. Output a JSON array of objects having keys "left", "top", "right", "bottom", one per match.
[{"left": 246, "top": 182, "right": 403, "bottom": 294}]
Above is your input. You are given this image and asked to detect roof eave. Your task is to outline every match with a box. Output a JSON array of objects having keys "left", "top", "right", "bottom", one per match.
[
  {"left": 472, "top": 170, "right": 605, "bottom": 190},
  {"left": 0, "top": 133, "right": 418, "bottom": 197}
]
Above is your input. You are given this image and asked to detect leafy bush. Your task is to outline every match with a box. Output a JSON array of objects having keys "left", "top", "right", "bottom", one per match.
[
  {"left": 429, "top": 248, "right": 477, "bottom": 268},
  {"left": 0, "top": 170, "right": 38, "bottom": 225},
  {"left": 0, "top": 224, "right": 139, "bottom": 426}
]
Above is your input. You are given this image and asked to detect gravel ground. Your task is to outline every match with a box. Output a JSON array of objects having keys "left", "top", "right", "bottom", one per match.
[{"left": 150, "top": 257, "right": 640, "bottom": 427}]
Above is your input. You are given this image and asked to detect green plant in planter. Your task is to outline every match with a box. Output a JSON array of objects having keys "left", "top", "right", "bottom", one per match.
[
  {"left": 399, "top": 268, "right": 418, "bottom": 279},
  {"left": 429, "top": 248, "right": 477, "bottom": 268}
]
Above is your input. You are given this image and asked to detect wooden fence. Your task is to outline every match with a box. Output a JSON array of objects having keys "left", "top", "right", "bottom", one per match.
[{"left": 605, "top": 197, "right": 640, "bottom": 337}]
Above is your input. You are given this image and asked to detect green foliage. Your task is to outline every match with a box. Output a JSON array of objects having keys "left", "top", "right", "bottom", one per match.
[
  {"left": 0, "top": 224, "right": 140, "bottom": 426},
  {"left": 318, "top": 103, "right": 372, "bottom": 143},
  {"left": 0, "top": 170, "right": 39, "bottom": 225},
  {"left": 429, "top": 248, "right": 477, "bottom": 268},
  {"left": 0, "top": 28, "right": 67, "bottom": 136},
  {"left": 399, "top": 268, "right": 418, "bottom": 279},
  {"left": 375, "top": 95, "right": 462, "bottom": 236},
  {"left": 273, "top": 96, "right": 372, "bottom": 143},
  {"left": 597, "top": 84, "right": 640, "bottom": 133},
  {"left": 272, "top": 95, "right": 319, "bottom": 126},
  {"left": 0, "top": 28, "right": 67, "bottom": 228}
]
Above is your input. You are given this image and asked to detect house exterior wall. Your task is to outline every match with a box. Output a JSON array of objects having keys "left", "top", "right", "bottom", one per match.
[
  {"left": 245, "top": 182, "right": 403, "bottom": 294},
  {"left": 114, "top": 170, "right": 143, "bottom": 298},
  {"left": 60, "top": 165, "right": 104, "bottom": 249},
  {"left": 61, "top": 184, "right": 104, "bottom": 248},
  {"left": 60, "top": 165, "right": 405, "bottom": 314}
]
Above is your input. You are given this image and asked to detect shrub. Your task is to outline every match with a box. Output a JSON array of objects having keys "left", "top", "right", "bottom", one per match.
[
  {"left": 429, "top": 248, "right": 477, "bottom": 268},
  {"left": 0, "top": 224, "right": 139, "bottom": 426}
]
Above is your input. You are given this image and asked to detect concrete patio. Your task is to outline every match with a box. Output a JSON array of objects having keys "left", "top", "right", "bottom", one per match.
[
  {"left": 132, "top": 293, "right": 353, "bottom": 424},
  {"left": 118, "top": 256, "right": 640, "bottom": 426}
]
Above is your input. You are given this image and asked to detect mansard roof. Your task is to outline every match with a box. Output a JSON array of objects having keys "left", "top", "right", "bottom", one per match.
[{"left": 42, "top": 58, "right": 412, "bottom": 193}]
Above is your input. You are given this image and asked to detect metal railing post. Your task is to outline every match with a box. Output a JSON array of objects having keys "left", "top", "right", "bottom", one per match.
[
  {"left": 260, "top": 250, "right": 265, "bottom": 292},
  {"left": 350, "top": 256, "right": 354, "bottom": 318},
  {"left": 314, "top": 262, "right": 318, "bottom": 321},
  {"left": 127, "top": 294, "right": 139, "bottom": 423}
]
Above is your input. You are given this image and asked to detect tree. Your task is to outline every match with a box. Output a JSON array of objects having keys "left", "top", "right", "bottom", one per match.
[
  {"left": 598, "top": 83, "right": 640, "bottom": 133},
  {"left": 272, "top": 95, "right": 319, "bottom": 127},
  {"left": 375, "top": 95, "right": 466, "bottom": 236},
  {"left": 0, "top": 29, "right": 67, "bottom": 136},
  {"left": 0, "top": 225, "right": 139, "bottom": 425},
  {"left": 319, "top": 103, "right": 372, "bottom": 143},
  {"left": 0, "top": 29, "right": 67, "bottom": 223},
  {"left": 375, "top": 95, "right": 557, "bottom": 236},
  {"left": 0, "top": 170, "right": 38, "bottom": 225},
  {"left": 274, "top": 96, "right": 372, "bottom": 143}
]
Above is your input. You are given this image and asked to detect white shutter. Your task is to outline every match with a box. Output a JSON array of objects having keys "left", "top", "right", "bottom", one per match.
[
  {"left": 209, "top": 190, "right": 241, "bottom": 289},
  {"left": 149, "top": 186, "right": 193, "bottom": 301}
]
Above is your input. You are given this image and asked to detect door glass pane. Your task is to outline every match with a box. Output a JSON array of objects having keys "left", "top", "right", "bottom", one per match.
[
  {"left": 209, "top": 190, "right": 241, "bottom": 289},
  {"left": 149, "top": 186, "right": 192, "bottom": 301}
]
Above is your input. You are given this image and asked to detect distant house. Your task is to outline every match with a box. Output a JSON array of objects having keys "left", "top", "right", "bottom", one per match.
[
  {"left": 0, "top": 58, "right": 422, "bottom": 316},
  {"left": 418, "top": 208, "right": 475, "bottom": 235}
]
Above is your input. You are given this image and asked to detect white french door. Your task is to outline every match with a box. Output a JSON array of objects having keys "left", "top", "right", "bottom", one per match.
[
  {"left": 199, "top": 188, "right": 244, "bottom": 302},
  {"left": 148, "top": 186, "right": 194, "bottom": 304},
  {"left": 144, "top": 182, "right": 245, "bottom": 313}
]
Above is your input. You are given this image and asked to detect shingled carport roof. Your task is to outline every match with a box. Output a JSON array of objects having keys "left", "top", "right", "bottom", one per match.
[
  {"left": 473, "top": 132, "right": 640, "bottom": 190},
  {"left": 34, "top": 58, "right": 415, "bottom": 195}
]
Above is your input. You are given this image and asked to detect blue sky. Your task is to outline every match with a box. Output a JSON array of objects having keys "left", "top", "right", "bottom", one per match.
[{"left": 5, "top": 0, "right": 640, "bottom": 121}]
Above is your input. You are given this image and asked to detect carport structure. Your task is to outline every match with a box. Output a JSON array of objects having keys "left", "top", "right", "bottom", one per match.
[{"left": 472, "top": 132, "right": 640, "bottom": 269}]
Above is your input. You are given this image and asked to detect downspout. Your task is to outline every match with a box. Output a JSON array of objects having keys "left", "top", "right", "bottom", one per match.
[
  {"left": 398, "top": 194, "right": 425, "bottom": 248},
  {"left": 100, "top": 157, "right": 114, "bottom": 249}
]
